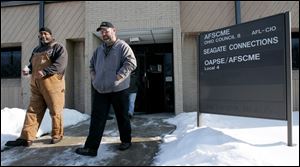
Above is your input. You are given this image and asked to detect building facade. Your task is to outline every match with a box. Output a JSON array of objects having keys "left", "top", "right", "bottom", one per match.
[{"left": 1, "top": 1, "right": 299, "bottom": 115}]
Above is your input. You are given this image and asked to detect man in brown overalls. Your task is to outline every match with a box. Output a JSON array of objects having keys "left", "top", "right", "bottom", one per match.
[{"left": 5, "top": 27, "right": 68, "bottom": 147}]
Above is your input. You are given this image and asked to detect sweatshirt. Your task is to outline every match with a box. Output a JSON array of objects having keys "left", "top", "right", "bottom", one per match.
[
  {"left": 90, "top": 39, "right": 137, "bottom": 93},
  {"left": 28, "top": 40, "right": 68, "bottom": 76}
]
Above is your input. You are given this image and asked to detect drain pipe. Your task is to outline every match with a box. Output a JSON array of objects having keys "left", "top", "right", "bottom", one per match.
[
  {"left": 39, "top": 1, "right": 45, "bottom": 29},
  {"left": 235, "top": 1, "right": 241, "bottom": 24}
]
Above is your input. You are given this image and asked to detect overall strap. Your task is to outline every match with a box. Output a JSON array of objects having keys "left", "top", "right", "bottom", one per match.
[{"left": 50, "top": 42, "right": 58, "bottom": 48}]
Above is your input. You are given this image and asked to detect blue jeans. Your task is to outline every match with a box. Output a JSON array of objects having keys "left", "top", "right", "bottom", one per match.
[{"left": 128, "top": 93, "right": 137, "bottom": 116}]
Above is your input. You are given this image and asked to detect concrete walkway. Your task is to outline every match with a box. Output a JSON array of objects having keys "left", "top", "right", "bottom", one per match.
[{"left": 1, "top": 113, "right": 176, "bottom": 166}]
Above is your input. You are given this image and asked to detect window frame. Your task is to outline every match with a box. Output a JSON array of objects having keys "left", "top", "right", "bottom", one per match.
[{"left": 1, "top": 46, "right": 22, "bottom": 79}]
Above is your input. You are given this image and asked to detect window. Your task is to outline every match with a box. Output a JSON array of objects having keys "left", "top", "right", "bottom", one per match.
[
  {"left": 1, "top": 47, "right": 21, "bottom": 78},
  {"left": 292, "top": 32, "right": 299, "bottom": 70}
]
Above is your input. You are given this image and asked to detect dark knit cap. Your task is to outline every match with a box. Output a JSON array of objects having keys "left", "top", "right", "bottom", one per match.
[{"left": 39, "top": 27, "right": 52, "bottom": 35}]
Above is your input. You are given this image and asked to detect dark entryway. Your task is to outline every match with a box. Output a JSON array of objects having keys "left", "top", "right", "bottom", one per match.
[{"left": 131, "top": 43, "right": 174, "bottom": 114}]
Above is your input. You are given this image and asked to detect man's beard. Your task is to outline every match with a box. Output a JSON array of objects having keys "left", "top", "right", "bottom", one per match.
[
  {"left": 102, "top": 35, "right": 115, "bottom": 46},
  {"left": 40, "top": 38, "right": 51, "bottom": 45},
  {"left": 103, "top": 38, "right": 113, "bottom": 45}
]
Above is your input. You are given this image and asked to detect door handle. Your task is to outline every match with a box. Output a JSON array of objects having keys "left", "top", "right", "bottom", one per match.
[
  {"left": 147, "top": 79, "right": 149, "bottom": 88},
  {"left": 143, "top": 72, "right": 149, "bottom": 88}
]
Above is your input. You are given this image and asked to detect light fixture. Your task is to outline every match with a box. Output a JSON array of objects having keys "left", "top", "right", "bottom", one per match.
[{"left": 129, "top": 37, "right": 140, "bottom": 42}]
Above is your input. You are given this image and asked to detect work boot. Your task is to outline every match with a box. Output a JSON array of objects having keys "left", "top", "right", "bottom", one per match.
[
  {"left": 50, "top": 137, "right": 63, "bottom": 144},
  {"left": 118, "top": 142, "right": 132, "bottom": 151},
  {"left": 5, "top": 139, "right": 32, "bottom": 147},
  {"left": 75, "top": 147, "right": 97, "bottom": 157}
]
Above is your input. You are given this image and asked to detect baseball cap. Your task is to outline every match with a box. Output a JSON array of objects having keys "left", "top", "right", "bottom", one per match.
[{"left": 96, "top": 21, "right": 114, "bottom": 31}]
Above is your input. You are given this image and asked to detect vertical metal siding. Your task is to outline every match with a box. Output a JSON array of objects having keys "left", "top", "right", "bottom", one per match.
[
  {"left": 180, "top": 1, "right": 235, "bottom": 32},
  {"left": 45, "top": 2, "right": 84, "bottom": 42},
  {"left": 1, "top": 5, "right": 39, "bottom": 109},
  {"left": 1, "top": 2, "right": 85, "bottom": 109},
  {"left": 241, "top": 1, "right": 299, "bottom": 28}
]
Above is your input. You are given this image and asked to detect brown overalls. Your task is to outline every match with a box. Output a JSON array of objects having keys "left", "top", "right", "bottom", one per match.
[{"left": 20, "top": 45, "right": 65, "bottom": 141}]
